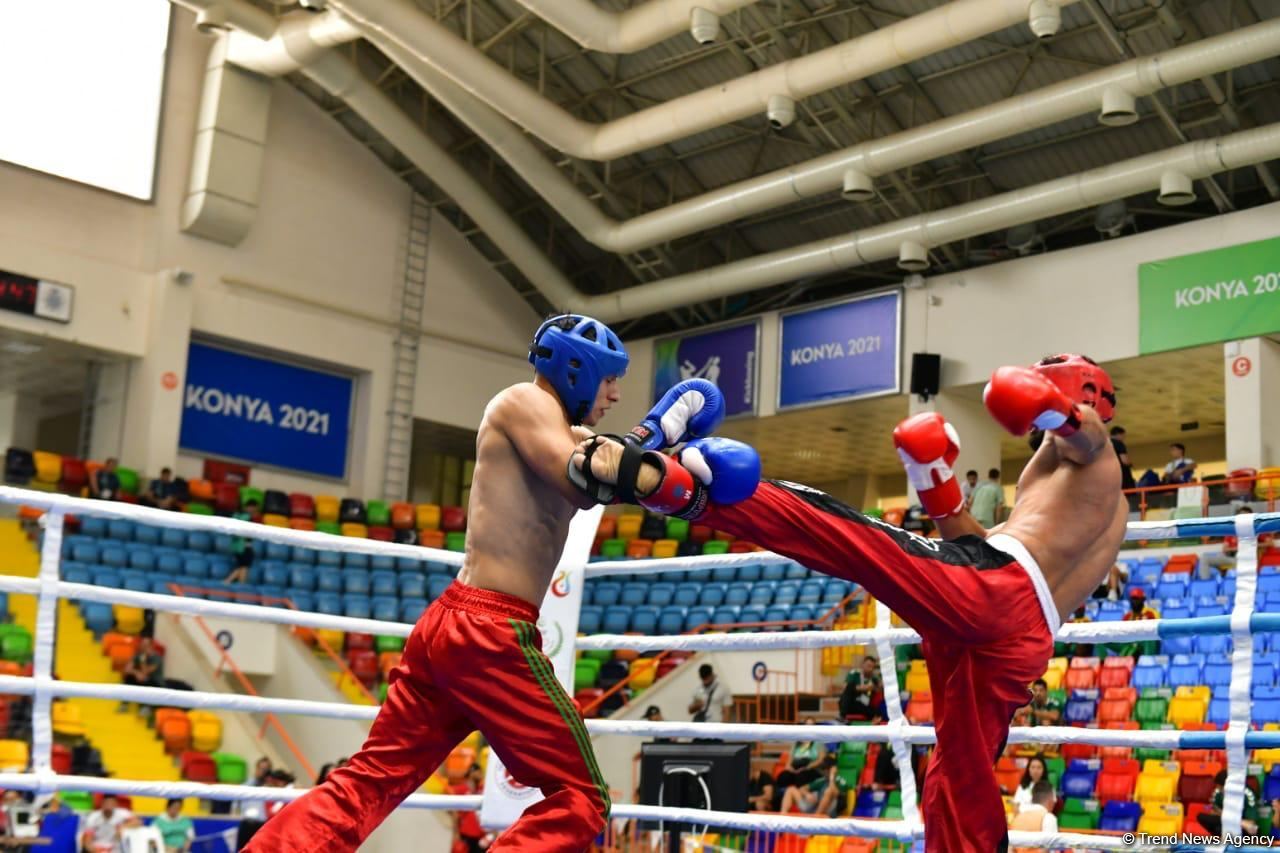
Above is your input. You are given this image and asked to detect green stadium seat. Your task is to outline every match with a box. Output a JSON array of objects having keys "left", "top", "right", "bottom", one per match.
[
  {"left": 1059, "top": 797, "right": 1100, "bottom": 830},
  {"left": 582, "top": 649, "right": 612, "bottom": 663},
  {"left": 239, "top": 486, "right": 265, "bottom": 509},
  {"left": 366, "top": 500, "right": 391, "bottom": 527},
  {"left": 574, "top": 658, "right": 601, "bottom": 691},
  {"left": 212, "top": 752, "right": 248, "bottom": 784},
  {"left": 316, "top": 520, "right": 341, "bottom": 535},
  {"left": 702, "top": 540, "right": 730, "bottom": 555},
  {"left": 600, "top": 539, "right": 626, "bottom": 558},
  {"left": 60, "top": 791, "right": 94, "bottom": 811},
  {"left": 184, "top": 503, "right": 214, "bottom": 515},
  {"left": 665, "top": 518, "right": 690, "bottom": 542},
  {"left": 1135, "top": 693, "right": 1169, "bottom": 724},
  {"left": 445, "top": 532, "right": 466, "bottom": 552},
  {"left": 0, "top": 625, "right": 32, "bottom": 663},
  {"left": 375, "top": 635, "right": 405, "bottom": 653},
  {"left": 115, "top": 467, "right": 139, "bottom": 495}
]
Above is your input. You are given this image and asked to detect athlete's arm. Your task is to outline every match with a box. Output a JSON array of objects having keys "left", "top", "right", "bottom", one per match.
[
  {"left": 1049, "top": 405, "right": 1110, "bottom": 467},
  {"left": 491, "top": 385, "right": 598, "bottom": 510}
]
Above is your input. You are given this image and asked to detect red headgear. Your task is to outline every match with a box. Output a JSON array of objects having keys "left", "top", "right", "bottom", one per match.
[{"left": 1032, "top": 354, "right": 1116, "bottom": 423}]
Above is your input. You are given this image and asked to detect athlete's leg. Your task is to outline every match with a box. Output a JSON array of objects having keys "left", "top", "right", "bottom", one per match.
[
  {"left": 245, "top": 606, "right": 472, "bottom": 851},
  {"left": 701, "top": 480, "right": 1034, "bottom": 643},
  {"left": 443, "top": 618, "right": 609, "bottom": 852}
]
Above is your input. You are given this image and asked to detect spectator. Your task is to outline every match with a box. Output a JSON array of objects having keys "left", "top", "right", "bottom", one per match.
[
  {"left": 1020, "top": 680, "right": 1061, "bottom": 727},
  {"left": 1068, "top": 604, "right": 1094, "bottom": 658},
  {"left": 151, "top": 798, "right": 194, "bottom": 853},
  {"left": 747, "top": 770, "right": 775, "bottom": 812},
  {"left": 643, "top": 705, "right": 674, "bottom": 744},
  {"left": 262, "top": 769, "right": 296, "bottom": 821},
  {"left": 968, "top": 468, "right": 1005, "bottom": 529},
  {"left": 120, "top": 637, "right": 163, "bottom": 715},
  {"left": 780, "top": 754, "right": 843, "bottom": 817},
  {"left": 223, "top": 500, "right": 259, "bottom": 585},
  {"left": 1162, "top": 442, "right": 1197, "bottom": 484},
  {"left": 1122, "top": 589, "right": 1159, "bottom": 622},
  {"left": 142, "top": 468, "right": 179, "bottom": 511},
  {"left": 1009, "top": 779, "right": 1057, "bottom": 833},
  {"left": 1220, "top": 506, "right": 1273, "bottom": 561},
  {"left": 689, "top": 664, "right": 733, "bottom": 732},
  {"left": 80, "top": 794, "right": 135, "bottom": 853},
  {"left": 1110, "top": 426, "right": 1136, "bottom": 491},
  {"left": 249, "top": 757, "right": 272, "bottom": 787},
  {"left": 838, "top": 655, "right": 883, "bottom": 722},
  {"left": 1092, "top": 563, "right": 1128, "bottom": 601},
  {"left": 1011, "top": 754, "right": 1048, "bottom": 805},
  {"left": 449, "top": 763, "right": 486, "bottom": 853},
  {"left": 962, "top": 470, "right": 979, "bottom": 505},
  {"left": 1198, "top": 769, "right": 1257, "bottom": 834},
  {"left": 89, "top": 458, "right": 120, "bottom": 501}
]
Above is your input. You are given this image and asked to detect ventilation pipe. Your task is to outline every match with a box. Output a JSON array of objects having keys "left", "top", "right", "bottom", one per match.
[
  {"left": 1158, "top": 170, "right": 1196, "bottom": 206},
  {"left": 509, "top": 0, "right": 752, "bottom": 53},
  {"left": 565, "top": 124, "right": 1280, "bottom": 321},
  {"left": 897, "top": 241, "right": 930, "bottom": 272},
  {"left": 1099, "top": 85, "right": 1138, "bottom": 126},
  {"left": 169, "top": 0, "right": 276, "bottom": 39},
  {"left": 766, "top": 95, "right": 797, "bottom": 131},
  {"left": 324, "top": 15, "right": 1280, "bottom": 254},
  {"left": 841, "top": 169, "right": 875, "bottom": 202},
  {"left": 325, "top": 0, "right": 1082, "bottom": 161},
  {"left": 1027, "top": 0, "right": 1061, "bottom": 39},
  {"left": 224, "top": 9, "right": 360, "bottom": 76}
]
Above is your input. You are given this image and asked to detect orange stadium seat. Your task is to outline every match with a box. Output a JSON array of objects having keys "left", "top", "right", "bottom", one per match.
[
  {"left": 418, "top": 529, "right": 445, "bottom": 549},
  {"left": 390, "top": 502, "right": 415, "bottom": 530},
  {"left": 626, "top": 539, "right": 653, "bottom": 559},
  {"left": 596, "top": 516, "right": 617, "bottom": 540},
  {"left": 187, "top": 479, "right": 214, "bottom": 502},
  {"left": 289, "top": 518, "right": 316, "bottom": 531}
]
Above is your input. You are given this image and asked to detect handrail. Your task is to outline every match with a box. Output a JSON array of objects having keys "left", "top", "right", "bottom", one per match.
[
  {"left": 581, "top": 589, "right": 868, "bottom": 717},
  {"left": 288, "top": 604, "right": 381, "bottom": 706},
  {"left": 168, "top": 584, "right": 317, "bottom": 782},
  {"left": 1121, "top": 472, "right": 1279, "bottom": 521}
]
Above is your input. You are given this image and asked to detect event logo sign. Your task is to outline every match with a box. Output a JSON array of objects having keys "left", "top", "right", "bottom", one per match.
[
  {"left": 480, "top": 506, "right": 600, "bottom": 831},
  {"left": 179, "top": 342, "right": 354, "bottom": 479},
  {"left": 1139, "top": 236, "right": 1280, "bottom": 354},
  {"left": 653, "top": 319, "right": 759, "bottom": 417},
  {"left": 778, "top": 290, "right": 901, "bottom": 409}
]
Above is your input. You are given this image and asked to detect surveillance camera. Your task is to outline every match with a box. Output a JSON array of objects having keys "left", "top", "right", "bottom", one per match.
[
  {"left": 766, "top": 94, "right": 797, "bottom": 130},
  {"left": 1028, "top": 0, "right": 1060, "bottom": 40},
  {"left": 689, "top": 7, "right": 720, "bottom": 45}
]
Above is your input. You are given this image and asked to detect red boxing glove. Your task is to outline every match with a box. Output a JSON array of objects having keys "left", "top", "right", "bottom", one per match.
[
  {"left": 893, "top": 412, "right": 964, "bottom": 519},
  {"left": 983, "top": 365, "right": 1082, "bottom": 437}
]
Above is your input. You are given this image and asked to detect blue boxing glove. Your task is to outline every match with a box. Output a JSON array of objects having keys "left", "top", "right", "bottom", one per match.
[
  {"left": 628, "top": 379, "right": 725, "bottom": 450},
  {"left": 676, "top": 437, "right": 761, "bottom": 505}
]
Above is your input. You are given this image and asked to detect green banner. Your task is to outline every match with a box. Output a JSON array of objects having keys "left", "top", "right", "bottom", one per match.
[{"left": 1139, "top": 236, "right": 1280, "bottom": 354}]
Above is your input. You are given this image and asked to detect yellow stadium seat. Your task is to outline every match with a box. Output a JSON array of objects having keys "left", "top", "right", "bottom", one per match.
[
  {"left": 905, "top": 669, "right": 931, "bottom": 694},
  {"left": 1141, "top": 759, "right": 1180, "bottom": 780},
  {"left": 1134, "top": 773, "right": 1175, "bottom": 805},
  {"left": 616, "top": 514, "right": 643, "bottom": 540},
  {"left": 189, "top": 711, "right": 223, "bottom": 753},
  {"left": 1137, "top": 802, "right": 1183, "bottom": 835},
  {"left": 52, "top": 702, "right": 86, "bottom": 738},
  {"left": 113, "top": 605, "right": 146, "bottom": 635},
  {"left": 315, "top": 495, "right": 340, "bottom": 524},
  {"left": 1166, "top": 696, "right": 1206, "bottom": 727},
  {"left": 314, "top": 628, "right": 345, "bottom": 653},
  {"left": 416, "top": 504, "right": 441, "bottom": 531},
  {"left": 651, "top": 539, "right": 679, "bottom": 559},
  {"left": 341, "top": 523, "right": 368, "bottom": 538},
  {"left": 1255, "top": 747, "right": 1280, "bottom": 771},
  {"left": 803, "top": 837, "right": 842, "bottom": 853},
  {"left": 262, "top": 513, "right": 289, "bottom": 527},
  {"left": 1040, "top": 669, "right": 1063, "bottom": 691},
  {"left": 0, "top": 740, "right": 28, "bottom": 771},
  {"left": 631, "top": 659, "right": 657, "bottom": 690},
  {"left": 1175, "top": 685, "right": 1210, "bottom": 705},
  {"left": 32, "top": 451, "right": 61, "bottom": 484}
]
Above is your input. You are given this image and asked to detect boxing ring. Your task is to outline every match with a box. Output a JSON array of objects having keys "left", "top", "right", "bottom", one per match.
[{"left": 0, "top": 486, "right": 1276, "bottom": 852}]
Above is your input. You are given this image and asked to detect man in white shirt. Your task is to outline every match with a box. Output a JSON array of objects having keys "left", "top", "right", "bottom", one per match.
[
  {"left": 1162, "top": 442, "right": 1197, "bottom": 483},
  {"left": 1009, "top": 779, "right": 1057, "bottom": 834},
  {"left": 688, "top": 664, "right": 733, "bottom": 731},
  {"left": 80, "top": 795, "right": 135, "bottom": 853}
]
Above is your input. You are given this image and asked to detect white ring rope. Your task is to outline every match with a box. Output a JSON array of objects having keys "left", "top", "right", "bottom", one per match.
[{"left": 1, "top": 488, "right": 1272, "bottom": 850}]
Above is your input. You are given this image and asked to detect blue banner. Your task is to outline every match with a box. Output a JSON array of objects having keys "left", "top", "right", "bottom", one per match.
[
  {"left": 179, "top": 342, "right": 354, "bottom": 479},
  {"left": 778, "top": 291, "right": 900, "bottom": 409},
  {"left": 652, "top": 320, "right": 759, "bottom": 417}
]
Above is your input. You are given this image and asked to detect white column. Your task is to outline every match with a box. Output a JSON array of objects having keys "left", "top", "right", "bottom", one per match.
[
  {"left": 0, "top": 391, "right": 40, "bottom": 451},
  {"left": 1224, "top": 337, "right": 1280, "bottom": 471}
]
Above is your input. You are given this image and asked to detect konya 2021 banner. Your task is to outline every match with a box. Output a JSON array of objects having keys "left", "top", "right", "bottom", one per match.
[
  {"left": 1139, "top": 236, "right": 1280, "bottom": 354},
  {"left": 652, "top": 319, "right": 759, "bottom": 417}
]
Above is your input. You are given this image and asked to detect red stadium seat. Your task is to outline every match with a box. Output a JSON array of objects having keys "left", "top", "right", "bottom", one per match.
[
  {"left": 347, "top": 650, "right": 379, "bottom": 688},
  {"left": 1099, "top": 657, "right": 1135, "bottom": 688},
  {"left": 688, "top": 525, "right": 713, "bottom": 544},
  {"left": 1183, "top": 803, "right": 1211, "bottom": 834},
  {"left": 181, "top": 751, "right": 218, "bottom": 784},
  {"left": 368, "top": 526, "right": 394, "bottom": 542},
  {"left": 214, "top": 483, "right": 240, "bottom": 514},
  {"left": 441, "top": 506, "right": 466, "bottom": 532},
  {"left": 59, "top": 457, "right": 87, "bottom": 494},
  {"left": 1061, "top": 743, "right": 1098, "bottom": 763},
  {"left": 345, "top": 633, "right": 373, "bottom": 651},
  {"left": 1177, "top": 760, "right": 1222, "bottom": 803},
  {"left": 289, "top": 492, "right": 316, "bottom": 519},
  {"left": 1096, "top": 757, "right": 1139, "bottom": 804},
  {"left": 994, "top": 756, "right": 1022, "bottom": 795}
]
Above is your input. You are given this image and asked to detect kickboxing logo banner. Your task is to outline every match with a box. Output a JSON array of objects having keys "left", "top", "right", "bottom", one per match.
[
  {"left": 777, "top": 290, "right": 901, "bottom": 409},
  {"left": 652, "top": 319, "right": 759, "bottom": 418},
  {"left": 479, "top": 506, "right": 600, "bottom": 831},
  {"left": 1139, "top": 236, "right": 1280, "bottom": 354}
]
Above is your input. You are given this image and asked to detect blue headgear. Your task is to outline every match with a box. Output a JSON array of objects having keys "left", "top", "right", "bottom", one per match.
[{"left": 528, "top": 314, "right": 629, "bottom": 424}]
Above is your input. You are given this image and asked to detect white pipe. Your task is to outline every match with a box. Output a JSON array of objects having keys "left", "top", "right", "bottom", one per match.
[
  {"left": 326, "top": 0, "right": 1080, "bottom": 161},
  {"left": 510, "top": 0, "right": 756, "bottom": 52},
  {"left": 567, "top": 124, "right": 1280, "bottom": 320},
  {"left": 225, "top": 9, "right": 361, "bottom": 76},
  {"left": 298, "top": 52, "right": 582, "bottom": 310},
  {"left": 169, "top": 0, "right": 277, "bottom": 39},
  {"left": 361, "top": 16, "right": 1280, "bottom": 253}
]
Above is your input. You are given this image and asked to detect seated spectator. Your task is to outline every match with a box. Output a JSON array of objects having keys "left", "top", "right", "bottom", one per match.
[
  {"left": 262, "top": 769, "right": 296, "bottom": 822},
  {"left": 151, "top": 798, "right": 193, "bottom": 853},
  {"left": 89, "top": 458, "right": 120, "bottom": 501},
  {"left": 249, "top": 757, "right": 272, "bottom": 787},
  {"left": 780, "top": 754, "right": 843, "bottom": 817},
  {"left": 1091, "top": 563, "right": 1128, "bottom": 601},
  {"left": 1199, "top": 769, "right": 1257, "bottom": 835},
  {"left": 119, "top": 637, "right": 163, "bottom": 715},
  {"left": 1008, "top": 779, "right": 1057, "bottom": 834},
  {"left": 643, "top": 705, "right": 674, "bottom": 744},
  {"left": 1162, "top": 442, "right": 1197, "bottom": 484},
  {"left": 1018, "top": 680, "right": 1060, "bottom": 728},
  {"left": 80, "top": 794, "right": 136, "bottom": 852},
  {"left": 142, "top": 468, "right": 179, "bottom": 511},
  {"left": 1067, "top": 605, "right": 1094, "bottom": 658},
  {"left": 237, "top": 768, "right": 292, "bottom": 849},
  {"left": 450, "top": 763, "right": 486, "bottom": 853},
  {"left": 1010, "top": 754, "right": 1048, "bottom": 804},
  {"left": 747, "top": 769, "right": 775, "bottom": 812},
  {"left": 839, "top": 655, "right": 883, "bottom": 722},
  {"left": 223, "top": 500, "right": 259, "bottom": 585}
]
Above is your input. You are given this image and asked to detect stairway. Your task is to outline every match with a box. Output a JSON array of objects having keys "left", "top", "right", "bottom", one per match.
[{"left": 0, "top": 519, "right": 176, "bottom": 814}]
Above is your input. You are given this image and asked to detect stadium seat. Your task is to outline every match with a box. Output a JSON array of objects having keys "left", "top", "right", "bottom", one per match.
[
  {"left": 1096, "top": 758, "right": 1139, "bottom": 804},
  {"left": 181, "top": 751, "right": 218, "bottom": 784},
  {"left": 288, "top": 492, "right": 316, "bottom": 519},
  {"left": 630, "top": 607, "right": 659, "bottom": 635},
  {"left": 32, "top": 451, "right": 60, "bottom": 485},
  {"left": 1060, "top": 760, "right": 1100, "bottom": 799},
  {"left": 51, "top": 702, "right": 86, "bottom": 737},
  {"left": 1098, "top": 800, "right": 1141, "bottom": 832},
  {"left": 60, "top": 456, "right": 87, "bottom": 493},
  {"left": 1065, "top": 657, "right": 1100, "bottom": 690},
  {"left": 1177, "top": 760, "right": 1221, "bottom": 803},
  {"left": 213, "top": 752, "right": 248, "bottom": 785},
  {"left": 400, "top": 598, "right": 428, "bottom": 623},
  {"left": 1065, "top": 689, "right": 1099, "bottom": 724},
  {"left": 189, "top": 710, "right": 223, "bottom": 753},
  {"left": 1137, "top": 802, "right": 1183, "bottom": 836},
  {"left": 1099, "top": 656, "right": 1135, "bottom": 688}
]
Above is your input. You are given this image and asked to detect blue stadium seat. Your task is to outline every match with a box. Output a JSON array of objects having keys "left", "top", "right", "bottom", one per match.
[
  {"left": 427, "top": 575, "right": 452, "bottom": 600},
  {"left": 262, "top": 562, "right": 290, "bottom": 588},
  {"left": 1197, "top": 634, "right": 1232, "bottom": 655},
  {"left": 344, "top": 569, "right": 370, "bottom": 596},
  {"left": 151, "top": 579, "right": 178, "bottom": 596},
  {"left": 1203, "top": 658, "right": 1232, "bottom": 687},
  {"left": 1258, "top": 652, "right": 1280, "bottom": 670},
  {"left": 1222, "top": 577, "right": 1237, "bottom": 598},
  {"left": 673, "top": 583, "right": 700, "bottom": 608},
  {"left": 773, "top": 581, "right": 801, "bottom": 607},
  {"left": 133, "top": 525, "right": 160, "bottom": 546},
  {"left": 712, "top": 606, "right": 741, "bottom": 626},
  {"left": 187, "top": 531, "right": 213, "bottom": 553},
  {"left": 289, "top": 592, "right": 315, "bottom": 613},
  {"left": 764, "top": 605, "right": 790, "bottom": 624},
  {"left": 155, "top": 551, "right": 183, "bottom": 575},
  {"left": 315, "top": 568, "right": 343, "bottom": 593},
  {"left": 1099, "top": 800, "right": 1140, "bottom": 832},
  {"left": 370, "top": 571, "right": 397, "bottom": 598},
  {"left": 1155, "top": 577, "right": 1188, "bottom": 601},
  {"left": 738, "top": 605, "right": 765, "bottom": 629},
  {"left": 121, "top": 572, "right": 150, "bottom": 593},
  {"left": 257, "top": 585, "right": 286, "bottom": 604},
  {"left": 784, "top": 562, "right": 808, "bottom": 581},
  {"left": 711, "top": 566, "right": 736, "bottom": 584},
  {"left": 316, "top": 550, "right": 341, "bottom": 568},
  {"left": 1065, "top": 689, "right": 1099, "bottom": 724},
  {"left": 370, "top": 555, "right": 396, "bottom": 573},
  {"left": 398, "top": 573, "right": 427, "bottom": 600},
  {"left": 578, "top": 605, "right": 604, "bottom": 635},
  {"left": 647, "top": 583, "right": 676, "bottom": 608},
  {"left": 1189, "top": 578, "right": 1220, "bottom": 599},
  {"left": 797, "top": 581, "right": 824, "bottom": 604},
  {"left": 658, "top": 571, "right": 684, "bottom": 584},
  {"left": 1264, "top": 593, "right": 1280, "bottom": 614},
  {"left": 699, "top": 584, "right": 726, "bottom": 608},
  {"left": 127, "top": 549, "right": 155, "bottom": 572},
  {"left": 1261, "top": 575, "right": 1280, "bottom": 596},
  {"left": 290, "top": 546, "right": 317, "bottom": 565},
  {"left": 853, "top": 789, "right": 886, "bottom": 818},
  {"left": 737, "top": 563, "right": 762, "bottom": 583},
  {"left": 344, "top": 552, "right": 370, "bottom": 570},
  {"left": 160, "top": 528, "right": 187, "bottom": 550},
  {"left": 685, "top": 607, "right": 714, "bottom": 632},
  {"left": 823, "top": 579, "right": 852, "bottom": 604},
  {"left": 343, "top": 596, "right": 371, "bottom": 619},
  {"left": 289, "top": 565, "right": 317, "bottom": 591},
  {"left": 63, "top": 565, "right": 92, "bottom": 585},
  {"left": 1161, "top": 600, "right": 1192, "bottom": 620},
  {"left": 79, "top": 517, "right": 107, "bottom": 538},
  {"left": 82, "top": 602, "right": 115, "bottom": 635},
  {"left": 100, "top": 546, "right": 128, "bottom": 568},
  {"left": 314, "top": 593, "right": 343, "bottom": 616},
  {"left": 725, "top": 583, "right": 751, "bottom": 607},
  {"left": 603, "top": 607, "right": 630, "bottom": 634},
  {"left": 1207, "top": 697, "right": 1230, "bottom": 725},
  {"left": 1256, "top": 662, "right": 1277, "bottom": 687},
  {"left": 1162, "top": 635, "right": 1195, "bottom": 655},
  {"left": 789, "top": 604, "right": 815, "bottom": 625},
  {"left": 593, "top": 583, "right": 622, "bottom": 608},
  {"left": 620, "top": 583, "right": 648, "bottom": 608},
  {"left": 687, "top": 569, "right": 714, "bottom": 584},
  {"left": 630, "top": 607, "right": 659, "bottom": 634},
  {"left": 658, "top": 607, "right": 686, "bottom": 635},
  {"left": 372, "top": 597, "right": 399, "bottom": 622},
  {"left": 1196, "top": 598, "right": 1228, "bottom": 618},
  {"left": 182, "top": 558, "right": 211, "bottom": 580},
  {"left": 400, "top": 598, "right": 428, "bottom": 623},
  {"left": 1060, "top": 759, "right": 1100, "bottom": 800},
  {"left": 107, "top": 520, "right": 135, "bottom": 542},
  {"left": 748, "top": 584, "right": 775, "bottom": 607},
  {"left": 1168, "top": 655, "right": 1203, "bottom": 688},
  {"left": 761, "top": 563, "right": 786, "bottom": 582},
  {"left": 395, "top": 557, "right": 424, "bottom": 573},
  {"left": 69, "top": 541, "right": 100, "bottom": 564},
  {"left": 263, "top": 542, "right": 291, "bottom": 562}
]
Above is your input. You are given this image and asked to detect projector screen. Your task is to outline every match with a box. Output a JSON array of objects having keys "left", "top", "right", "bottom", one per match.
[{"left": 0, "top": 0, "right": 171, "bottom": 200}]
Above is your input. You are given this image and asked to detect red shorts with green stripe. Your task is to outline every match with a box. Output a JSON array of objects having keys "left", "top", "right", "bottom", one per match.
[{"left": 244, "top": 582, "right": 610, "bottom": 852}]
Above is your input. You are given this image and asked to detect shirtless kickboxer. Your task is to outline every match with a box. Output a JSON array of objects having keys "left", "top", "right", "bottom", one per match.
[
  {"left": 248, "top": 314, "right": 722, "bottom": 852},
  {"left": 570, "top": 354, "right": 1127, "bottom": 852}
]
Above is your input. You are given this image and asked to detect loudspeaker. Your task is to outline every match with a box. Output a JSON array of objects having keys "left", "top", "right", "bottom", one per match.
[{"left": 910, "top": 353, "right": 941, "bottom": 399}]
